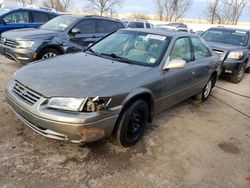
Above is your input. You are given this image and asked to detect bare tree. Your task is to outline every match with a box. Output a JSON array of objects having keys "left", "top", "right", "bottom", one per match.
[
  {"left": 229, "top": 0, "right": 249, "bottom": 25},
  {"left": 154, "top": 0, "right": 164, "bottom": 20},
  {"left": 153, "top": 0, "right": 192, "bottom": 21},
  {"left": 43, "top": 0, "right": 71, "bottom": 12},
  {"left": 85, "top": 0, "right": 122, "bottom": 16},
  {"left": 206, "top": 0, "right": 249, "bottom": 25},
  {"left": 207, "top": 0, "right": 220, "bottom": 24},
  {"left": 16, "top": 0, "right": 36, "bottom": 6}
]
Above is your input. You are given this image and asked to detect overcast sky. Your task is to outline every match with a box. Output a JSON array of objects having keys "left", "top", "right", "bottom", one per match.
[{"left": 75, "top": 0, "right": 250, "bottom": 22}]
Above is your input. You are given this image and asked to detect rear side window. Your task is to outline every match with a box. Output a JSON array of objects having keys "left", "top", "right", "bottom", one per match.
[
  {"left": 32, "top": 11, "right": 50, "bottom": 23},
  {"left": 74, "top": 19, "right": 95, "bottom": 34},
  {"left": 4, "top": 10, "right": 29, "bottom": 23},
  {"left": 128, "top": 22, "right": 144, "bottom": 28},
  {"left": 146, "top": 23, "right": 151, "bottom": 28},
  {"left": 191, "top": 37, "right": 211, "bottom": 60},
  {"left": 170, "top": 37, "right": 192, "bottom": 62},
  {"left": 96, "top": 20, "right": 118, "bottom": 33}
]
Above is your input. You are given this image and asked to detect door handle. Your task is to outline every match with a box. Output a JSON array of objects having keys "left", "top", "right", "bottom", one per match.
[{"left": 92, "top": 35, "right": 96, "bottom": 38}]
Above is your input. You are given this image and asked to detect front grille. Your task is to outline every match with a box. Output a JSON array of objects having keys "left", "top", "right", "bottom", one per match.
[
  {"left": 0, "top": 37, "right": 17, "bottom": 48},
  {"left": 13, "top": 82, "right": 42, "bottom": 105}
]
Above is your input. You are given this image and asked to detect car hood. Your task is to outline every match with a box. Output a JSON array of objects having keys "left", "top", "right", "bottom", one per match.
[
  {"left": 1, "top": 28, "right": 60, "bottom": 40},
  {"left": 15, "top": 53, "right": 152, "bottom": 97},
  {"left": 206, "top": 41, "right": 247, "bottom": 51}
]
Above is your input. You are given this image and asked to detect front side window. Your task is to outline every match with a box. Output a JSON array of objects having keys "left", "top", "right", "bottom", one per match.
[
  {"left": 40, "top": 16, "right": 77, "bottom": 31},
  {"left": 32, "top": 11, "right": 49, "bottom": 23},
  {"left": 191, "top": 37, "right": 211, "bottom": 60},
  {"left": 170, "top": 37, "right": 192, "bottom": 62},
  {"left": 4, "top": 11, "right": 29, "bottom": 23},
  {"left": 74, "top": 19, "right": 95, "bottom": 34},
  {"left": 90, "top": 30, "right": 170, "bottom": 67},
  {"left": 96, "top": 20, "right": 117, "bottom": 33}
]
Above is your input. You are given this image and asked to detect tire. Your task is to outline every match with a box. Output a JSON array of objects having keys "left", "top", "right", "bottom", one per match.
[
  {"left": 38, "top": 48, "right": 60, "bottom": 60},
  {"left": 115, "top": 100, "right": 148, "bottom": 147},
  {"left": 229, "top": 64, "right": 246, "bottom": 84},
  {"left": 245, "top": 66, "right": 250, "bottom": 73},
  {"left": 195, "top": 77, "right": 214, "bottom": 102}
]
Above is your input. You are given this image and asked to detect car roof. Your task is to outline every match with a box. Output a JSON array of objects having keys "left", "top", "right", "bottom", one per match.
[
  {"left": 121, "top": 28, "right": 194, "bottom": 37},
  {"left": 7, "top": 7, "right": 59, "bottom": 14},
  {"left": 62, "top": 14, "right": 122, "bottom": 22},
  {"left": 208, "top": 27, "right": 250, "bottom": 32}
]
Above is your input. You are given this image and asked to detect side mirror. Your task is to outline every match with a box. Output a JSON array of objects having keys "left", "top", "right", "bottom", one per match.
[
  {"left": 163, "top": 58, "right": 186, "bottom": 70},
  {"left": 0, "top": 18, "right": 7, "bottom": 25},
  {"left": 88, "top": 43, "right": 94, "bottom": 47},
  {"left": 71, "top": 28, "right": 81, "bottom": 35}
]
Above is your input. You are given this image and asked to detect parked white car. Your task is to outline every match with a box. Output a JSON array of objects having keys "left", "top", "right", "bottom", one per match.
[{"left": 127, "top": 20, "right": 154, "bottom": 29}]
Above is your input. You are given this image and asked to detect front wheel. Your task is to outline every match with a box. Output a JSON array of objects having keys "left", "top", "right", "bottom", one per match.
[
  {"left": 196, "top": 77, "right": 214, "bottom": 102},
  {"left": 229, "top": 64, "right": 246, "bottom": 84},
  {"left": 38, "top": 48, "right": 60, "bottom": 60},
  {"left": 115, "top": 100, "right": 148, "bottom": 147}
]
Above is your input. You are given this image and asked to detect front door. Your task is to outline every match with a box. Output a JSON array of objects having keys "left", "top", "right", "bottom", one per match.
[
  {"left": 0, "top": 10, "right": 30, "bottom": 33},
  {"left": 68, "top": 19, "right": 97, "bottom": 51},
  {"left": 160, "top": 37, "right": 196, "bottom": 110}
]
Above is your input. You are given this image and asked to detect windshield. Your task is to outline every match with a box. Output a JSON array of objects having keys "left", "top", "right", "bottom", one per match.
[
  {"left": 90, "top": 30, "right": 170, "bottom": 66},
  {"left": 202, "top": 29, "right": 249, "bottom": 46},
  {"left": 40, "top": 16, "right": 77, "bottom": 31}
]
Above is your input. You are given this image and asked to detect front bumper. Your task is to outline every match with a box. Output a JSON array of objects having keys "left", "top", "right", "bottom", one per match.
[
  {"left": 0, "top": 43, "right": 35, "bottom": 64},
  {"left": 222, "top": 60, "right": 243, "bottom": 74},
  {"left": 5, "top": 80, "right": 119, "bottom": 144}
]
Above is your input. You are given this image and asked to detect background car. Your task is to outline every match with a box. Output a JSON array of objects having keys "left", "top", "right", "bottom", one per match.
[
  {"left": 202, "top": 27, "right": 250, "bottom": 83},
  {"left": 0, "top": 7, "right": 59, "bottom": 34},
  {"left": 6, "top": 29, "right": 219, "bottom": 147},
  {"left": 127, "top": 20, "right": 154, "bottom": 29},
  {"left": 0, "top": 15, "right": 125, "bottom": 64}
]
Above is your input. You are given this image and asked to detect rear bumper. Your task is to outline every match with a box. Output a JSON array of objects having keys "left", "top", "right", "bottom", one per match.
[
  {"left": 5, "top": 80, "right": 119, "bottom": 143},
  {"left": 0, "top": 43, "right": 34, "bottom": 64}
]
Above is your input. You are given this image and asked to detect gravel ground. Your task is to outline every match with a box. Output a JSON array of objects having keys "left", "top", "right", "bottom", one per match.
[{"left": 0, "top": 56, "right": 249, "bottom": 188}]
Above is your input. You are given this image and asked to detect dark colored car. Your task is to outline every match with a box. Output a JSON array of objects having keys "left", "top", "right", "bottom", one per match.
[
  {"left": 0, "top": 15, "right": 125, "bottom": 64},
  {"left": 0, "top": 7, "right": 59, "bottom": 34},
  {"left": 5, "top": 29, "right": 219, "bottom": 147},
  {"left": 202, "top": 27, "right": 250, "bottom": 83}
]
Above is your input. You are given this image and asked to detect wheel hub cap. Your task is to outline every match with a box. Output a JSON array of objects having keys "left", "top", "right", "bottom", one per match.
[
  {"left": 204, "top": 80, "right": 212, "bottom": 98},
  {"left": 42, "top": 52, "right": 57, "bottom": 59}
]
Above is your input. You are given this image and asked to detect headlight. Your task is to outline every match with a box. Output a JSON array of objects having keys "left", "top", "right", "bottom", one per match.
[
  {"left": 227, "top": 51, "right": 244, "bottom": 59},
  {"left": 17, "top": 41, "right": 35, "bottom": 48},
  {"left": 47, "top": 97, "right": 87, "bottom": 112},
  {"left": 84, "top": 96, "right": 112, "bottom": 112},
  {"left": 47, "top": 97, "right": 112, "bottom": 112}
]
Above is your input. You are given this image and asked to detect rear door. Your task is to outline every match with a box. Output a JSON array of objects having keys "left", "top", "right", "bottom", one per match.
[
  {"left": 1, "top": 10, "right": 30, "bottom": 32},
  {"left": 68, "top": 19, "right": 96, "bottom": 50},
  {"left": 160, "top": 37, "right": 196, "bottom": 110},
  {"left": 190, "top": 36, "right": 214, "bottom": 90}
]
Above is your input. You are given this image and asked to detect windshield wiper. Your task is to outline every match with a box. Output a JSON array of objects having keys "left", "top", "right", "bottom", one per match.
[
  {"left": 84, "top": 48, "right": 100, "bottom": 57},
  {"left": 100, "top": 53, "right": 133, "bottom": 64}
]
